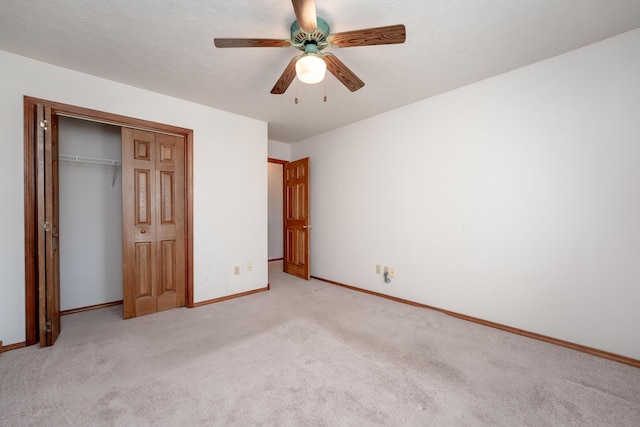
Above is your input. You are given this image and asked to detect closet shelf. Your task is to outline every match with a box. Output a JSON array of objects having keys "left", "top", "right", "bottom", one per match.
[
  {"left": 60, "top": 154, "right": 121, "bottom": 188},
  {"left": 59, "top": 154, "right": 121, "bottom": 166}
]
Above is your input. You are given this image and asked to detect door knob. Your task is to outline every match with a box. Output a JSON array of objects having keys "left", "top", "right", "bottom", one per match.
[{"left": 303, "top": 225, "right": 311, "bottom": 229}]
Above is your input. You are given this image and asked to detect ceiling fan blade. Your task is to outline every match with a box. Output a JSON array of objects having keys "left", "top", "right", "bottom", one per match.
[
  {"left": 328, "top": 24, "right": 406, "bottom": 48},
  {"left": 291, "top": 0, "right": 317, "bottom": 33},
  {"left": 323, "top": 53, "right": 364, "bottom": 92},
  {"left": 214, "top": 38, "right": 291, "bottom": 48},
  {"left": 271, "top": 56, "right": 302, "bottom": 94}
]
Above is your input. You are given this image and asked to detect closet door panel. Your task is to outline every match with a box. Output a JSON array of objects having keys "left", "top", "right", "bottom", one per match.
[
  {"left": 134, "top": 138, "right": 151, "bottom": 161},
  {"left": 155, "top": 134, "right": 185, "bottom": 311},
  {"left": 122, "top": 128, "right": 158, "bottom": 319},
  {"left": 157, "top": 240, "right": 177, "bottom": 311},
  {"left": 134, "top": 241, "right": 157, "bottom": 316},
  {"left": 160, "top": 171, "right": 175, "bottom": 224},
  {"left": 135, "top": 169, "right": 152, "bottom": 225}
]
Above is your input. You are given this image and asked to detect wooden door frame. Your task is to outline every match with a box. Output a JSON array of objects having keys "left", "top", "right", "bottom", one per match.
[
  {"left": 268, "top": 158, "right": 288, "bottom": 264},
  {"left": 23, "top": 96, "right": 195, "bottom": 346}
]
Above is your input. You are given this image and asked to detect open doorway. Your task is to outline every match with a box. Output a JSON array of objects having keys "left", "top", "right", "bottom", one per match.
[{"left": 268, "top": 158, "right": 287, "bottom": 265}]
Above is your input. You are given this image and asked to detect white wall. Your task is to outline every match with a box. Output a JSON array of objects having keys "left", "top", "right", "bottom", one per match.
[
  {"left": 268, "top": 162, "right": 284, "bottom": 260},
  {"left": 59, "top": 117, "right": 123, "bottom": 310},
  {"left": 0, "top": 50, "right": 268, "bottom": 346},
  {"left": 291, "top": 29, "right": 640, "bottom": 359}
]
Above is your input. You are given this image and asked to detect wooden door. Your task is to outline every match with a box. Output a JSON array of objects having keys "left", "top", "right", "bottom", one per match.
[
  {"left": 121, "top": 128, "right": 185, "bottom": 319},
  {"left": 284, "top": 157, "right": 310, "bottom": 280},
  {"left": 36, "top": 104, "right": 61, "bottom": 346}
]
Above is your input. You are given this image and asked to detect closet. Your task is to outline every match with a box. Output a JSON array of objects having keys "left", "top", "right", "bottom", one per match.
[
  {"left": 58, "top": 117, "right": 123, "bottom": 312},
  {"left": 24, "top": 97, "right": 194, "bottom": 347}
]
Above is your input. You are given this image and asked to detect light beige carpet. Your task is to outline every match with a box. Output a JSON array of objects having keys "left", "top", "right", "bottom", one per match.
[{"left": 1, "top": 261, "right": 639, "bottom": 426}]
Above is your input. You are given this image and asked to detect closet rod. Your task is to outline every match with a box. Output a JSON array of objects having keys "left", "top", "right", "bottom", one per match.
[
  {"left": 59, "top": 154, "right": 121, "bottom": 188},
  {"left": 59, "top": 154, "right": 121, "bottom": 166}
]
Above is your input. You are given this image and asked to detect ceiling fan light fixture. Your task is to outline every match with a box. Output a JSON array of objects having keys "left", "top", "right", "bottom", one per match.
[{"left": 295, "top": 54, "right": 326, "bottom": 84}]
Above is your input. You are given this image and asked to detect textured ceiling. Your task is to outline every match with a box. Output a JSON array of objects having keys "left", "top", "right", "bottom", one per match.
[{"left": 1, "top": 0, "right": 640, "bottom": 143}]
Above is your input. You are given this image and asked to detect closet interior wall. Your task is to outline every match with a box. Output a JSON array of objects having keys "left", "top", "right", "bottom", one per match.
[{"left": 58, "top": 117, "right": 123, "bottom": 311}]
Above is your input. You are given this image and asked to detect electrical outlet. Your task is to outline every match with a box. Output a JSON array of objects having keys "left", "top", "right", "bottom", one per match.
[
  {"left": 384, "top": 266, "right": 389, "bottom": 275},
  {"left": 376, "top": 265, "right": 381, "bottom": 274},
  {"left": 389, "top": 267, "right": 396, "bottom": 278},
  {"left": 247, "top": 262, "right": 253, "bottom": 272},
  {"left": 234, "top": 266, "right": 240, "bottom": 276}
]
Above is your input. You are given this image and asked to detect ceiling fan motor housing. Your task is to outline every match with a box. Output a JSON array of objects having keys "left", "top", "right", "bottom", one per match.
[{"left": 291, "top": 17, "right": 330, "bottom": 51}]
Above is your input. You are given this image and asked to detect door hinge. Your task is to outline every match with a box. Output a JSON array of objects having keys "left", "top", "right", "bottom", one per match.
[
  {"left": 41, "top": 221, "right": 51, "bottom": 232},
  {"left": 42, "top": 321, "right": 52, "bottom": 333},
  {"left": 39, "top": 120, "right": 48, "bottom": 130}
]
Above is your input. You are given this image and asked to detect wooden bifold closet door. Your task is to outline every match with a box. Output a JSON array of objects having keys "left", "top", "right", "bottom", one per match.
[
  {"left": 36, "top": 104, "right": 62, "bottom": 346},
  {"left": 121, "top": 128, "right": 186, "bottom": 319}
]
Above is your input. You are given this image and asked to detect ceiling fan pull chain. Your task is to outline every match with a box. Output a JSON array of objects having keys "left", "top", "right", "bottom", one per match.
[
  {"left": 295, "top": 81, "right": 299, "bottom": 104},
  {"left": 324, "top": 79, "right": 327, "bottom": 103}
]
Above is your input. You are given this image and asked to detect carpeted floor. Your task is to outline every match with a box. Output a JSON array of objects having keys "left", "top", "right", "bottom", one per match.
[{"left": 1, "top": 261, "right": 639, "bottom": 426}]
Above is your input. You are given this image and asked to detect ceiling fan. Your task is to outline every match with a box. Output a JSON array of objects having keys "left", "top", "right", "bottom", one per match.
[{"left": 214, "top": 0, "right": 406, "bottom": 94}]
